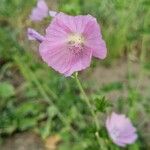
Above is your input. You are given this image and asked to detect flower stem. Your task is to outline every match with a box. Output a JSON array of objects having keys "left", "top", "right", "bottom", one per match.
[
  {"left": 95, "top": 132, "right": 107, "bottom": 150},
  {"left": 74, "top": 73, "right": 108, "bottom": 150},
  {"left": 74, "top": 72, "right": 100, "bottom": 130}
]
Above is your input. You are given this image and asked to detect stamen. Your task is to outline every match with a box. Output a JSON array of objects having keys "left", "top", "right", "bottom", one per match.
[
  {"left": 67, "top": 33, "right": 85, "bottom": 53},
  {"left": 68, "top": 33, "right": 85, "bottom": 45}
]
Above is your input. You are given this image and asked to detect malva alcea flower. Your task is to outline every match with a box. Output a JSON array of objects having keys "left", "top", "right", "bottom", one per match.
[
  {"left": 30, "top": 0, "right": 48, "bottom": 21},
  {"left": 39, "top": 13, "right": 107, "bottom": 76},
  {"left": 106, "top": 112, "right": 137, "bottom": 147}
]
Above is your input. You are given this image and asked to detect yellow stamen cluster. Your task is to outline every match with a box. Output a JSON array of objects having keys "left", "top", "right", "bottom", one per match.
[{"left": 68, "top": 33, "right": 85, "bottom": 45}]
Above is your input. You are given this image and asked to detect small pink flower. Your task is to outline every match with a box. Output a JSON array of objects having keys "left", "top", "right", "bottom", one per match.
[
  {"left": 106, "top": 112, "right": 137, "bottom": 147},
  {"left": 39, "top": 13, "right": 107, "bottom": 76},
  {"left": 27, "top": 28, "right": 45, "bottom": 43},
  {"left": 30, "top": 0, "right": 48, "bottom": 21}
]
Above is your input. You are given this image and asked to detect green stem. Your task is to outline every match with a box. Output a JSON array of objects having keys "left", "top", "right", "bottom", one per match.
[
  {"left": 74, "top": 72, "right": 99, "bottom": 130},
  {"left": 95, "top": 132, "right": 107, "bottom": 150},
  {"left": 74, "top": 73, "right": 107, "bottom": 150}
]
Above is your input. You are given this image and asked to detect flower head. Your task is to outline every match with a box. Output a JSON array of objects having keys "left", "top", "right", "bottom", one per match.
[
  {"left": 27, "top": 28, "right": 45, "bottom": 43},
  {"left": 39, "top": 13, "right": 107, "bottom": 76},
  {"left": 30, "top": 0, "right": 48, "bottom": 21},
  {"left": 106, "top": 112, "right": 137, "bottom": 147}
]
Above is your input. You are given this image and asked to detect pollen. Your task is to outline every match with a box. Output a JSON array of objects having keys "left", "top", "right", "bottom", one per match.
[{"left": 68, "top": 33, "right": 85, "bottom": 45}]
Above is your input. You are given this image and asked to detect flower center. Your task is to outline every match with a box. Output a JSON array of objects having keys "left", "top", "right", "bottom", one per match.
[
  {"left": 67, "top": 34, "right": 85, "bottom": 54},
  {"left": 68, "top": 34, "right": 85, "bottom": 45}
]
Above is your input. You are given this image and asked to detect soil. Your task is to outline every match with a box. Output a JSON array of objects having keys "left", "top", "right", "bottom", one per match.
[
  {"left": 0, "top": 132, "right": 44, "bottom": 150},
  {"left": 84, "top": 60, "right": 150, "bottom": 100}
]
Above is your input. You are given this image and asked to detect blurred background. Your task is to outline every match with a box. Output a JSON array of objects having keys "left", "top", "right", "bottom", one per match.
[{"left": 0, "top": 0, "right": 150, "bottom": 149}]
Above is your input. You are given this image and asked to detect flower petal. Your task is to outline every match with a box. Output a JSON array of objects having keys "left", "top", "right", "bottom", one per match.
[
  {"left": 30, "top": 0, "right": 48, "bottom": 21},
  {"left": 39, "top": 37, "right": 70, "bottom": 71},
  {"left": 82, "top": 16, "right": 107, "bottom": 59},
  {"left": 39, "top": 39, "right": 92, "bottom": 76},
  {"left": 119, "top": 134, "right": 137, "bottom": 144},
  {"left": 27, "top": 28, "right": 45, "bottom": 43},
  {"left": 106, "top": 112, "right": 138, "bottom": 147},
  {"left": 49, "top": 10, "right": 58, "bottom": 17},
  {"left": 64, "top": 48, "right": 92, "bottom": 76}
]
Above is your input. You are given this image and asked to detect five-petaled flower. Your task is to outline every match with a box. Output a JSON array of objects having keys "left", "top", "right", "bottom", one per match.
[{"left": 28, "top": 13, "right": 107, "bottom": 76}]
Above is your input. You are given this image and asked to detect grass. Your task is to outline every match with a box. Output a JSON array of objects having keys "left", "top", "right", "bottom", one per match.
[{"left": 0, "top": 0, "right": 150, "bottom": 149}]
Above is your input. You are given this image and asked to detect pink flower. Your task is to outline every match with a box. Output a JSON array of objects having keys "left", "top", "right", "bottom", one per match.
[
  {"left": 39, "top": 13, "right": 107, "bottom": 76},
  {"left": 106, "top": 112, "right": 137, "bottom": 147},
  {"left": 30, "top": 0, "right": 48, "bottom": 21},
  {"left": 27, "top": 28, "right": 45, "bottom": 43}
]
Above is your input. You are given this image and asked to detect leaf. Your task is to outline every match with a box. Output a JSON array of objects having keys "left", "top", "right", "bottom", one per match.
[
  {"left": 15, "top": 101, "right": 45, "bottom": 116},
  {"left": 94, "top": 96, "right": 112, "bottom": 113},
  {"left": 45, "top": 135, "right": 61, "bottom": 150},
  {"left": 40, "top": 119, "right": 51, "bottom": 139},
  {"left": 18, "top": 117, "right": 37, "bottom": 131},
  {"left": 0, "top": 82, "right": 15, "bottom": 98}
]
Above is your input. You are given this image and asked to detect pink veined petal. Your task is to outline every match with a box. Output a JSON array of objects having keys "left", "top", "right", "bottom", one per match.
[
  {"left": 86, "top": 38, "right": 107, "bottom": 59},
  {"left": 119, "top": 122, "right": 136, "bottom": 135},
  {"left": 30, "top": 9, "right": 47, "bottom": 21},
  {"left": 37, "top": 0, "right": 48, "bottom": 10},
  {"left": 109, "top": 113, "right": 126, "bottom": 128},
  {"left": 56, "top": 13, "right": 77, "bottom": 33},
  {"left": 27, "top": 28, "right": 45, "bottom": 43},
  {"left": 39, "top": 39, "right": 92, "bottom": 76},
  {"left": 47, "top": 13, "right": 95, "bottom": 34},
  {"left": 73, "top": 15, "right": 96, "bottom": 34},
  {"left": 115, "top": 116, "right": 136, "bottom": 134},
  {"left": 119, "top": 126, "right": 136, "bottom": 137},
  {"left": 64, "top": 48, "right": 92, "bottom": 76},
  {"left": 39, "top": 39, "right": 72, "bottom": 74},
  {"left": 82, "top": 17, "right": 107, "bottom": 59},
  {"left": 107, "top": 113, "right": 136, "bottom": 133},
  {"left": 83, "top": 16, "right": 101, "bottom": 38},
  {"left": 118, "top": 134, "right": 137, "bottom": 144},
  {"left": 53, "top": 13, "right": 77, "bottom": 32},
  {"left": 45, "top": 15, "right": 69, "bottom": 39},
  {"left": 106, "top": 112, "right": 121, "bottom": 130},
  {"left": 30, "top": 8, "right": 41, "bottom": 21},
  {"left": 30, "top": 0, "right": 48, "bottom": 21}
]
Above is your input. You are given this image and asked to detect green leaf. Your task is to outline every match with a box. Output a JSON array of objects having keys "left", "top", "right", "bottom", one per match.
[
  {"left": 94, "top": 96, "right": 112, "bottom": 113},
  {"left": 0, "top": 82, "right": 15, "bottom": 98},
  {"left": 40, "top": 119, "right": 51, "bottom": 139},
  {"left": 18, "top": 117, "right": 37, "bottom": 131},
  {"left": 15, "top": 101, "right": 45, "bottom": 117}
]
